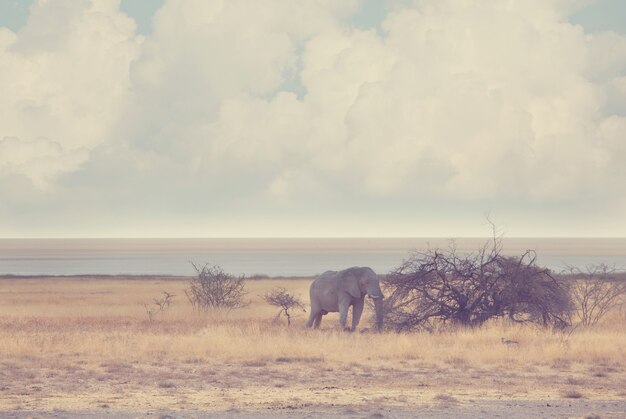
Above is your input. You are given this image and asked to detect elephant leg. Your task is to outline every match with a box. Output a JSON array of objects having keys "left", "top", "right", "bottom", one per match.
[
  {"left": 338, "top": 300, "right": 351, "bottom": 330},
  {"left": 306, "top": 306, "right": 320, "bottom": 328},
  {"left": 313, "top": 311, "right": 323, "bottom": 328},
  {"left": 352, "top": 298, "right": 365, "bottom": 331}
]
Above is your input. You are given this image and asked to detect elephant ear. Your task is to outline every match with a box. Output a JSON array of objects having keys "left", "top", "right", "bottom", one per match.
[{"left": 338, "top": 272, "right": 362, "bottom": 299}]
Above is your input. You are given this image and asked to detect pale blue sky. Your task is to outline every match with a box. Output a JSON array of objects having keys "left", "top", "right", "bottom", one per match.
[
  {"left": 0, "top": 0, "right": 166, "bottom": 33},
  {"left": 1, "top": 0, "right": 625, "bottom": 34},
  {"left": 1, "top": 1, "right": 625, "bottom": 238},
  {"left": 570, "top": 0, "right": 626, "bottom": 33}
]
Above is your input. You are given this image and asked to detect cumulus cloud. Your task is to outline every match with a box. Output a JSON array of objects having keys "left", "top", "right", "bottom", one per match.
[
  {"left": 0, "top": 137, "right": 88, "bottom": 189},
  {"left": 1, "top": 0, "right": 626, "bottom": 235},
  {"left": 0, "top": 0, "right": 141, "bottom": 188},
  {"left": 204, "top": 0, "right": 626, "bottom": 203},
  {"left": 120, "top": 0, "right": 360, "bottom": 153}
]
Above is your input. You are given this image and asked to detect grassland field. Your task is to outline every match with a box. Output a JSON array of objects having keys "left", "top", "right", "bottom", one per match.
[{"left": 0, "top": 276, "right": 625, "bottom": 418}]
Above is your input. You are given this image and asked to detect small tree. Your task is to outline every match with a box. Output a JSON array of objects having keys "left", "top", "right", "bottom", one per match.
[
  {"left": 567, "top": 264, "right": 626, "bottom": 326},
  {"left": 263, "top": 287, "right": 306, "bottom": 326},
  {"left": 186, "top": 262, "right": 248, "bottom": 311},
  {"left": 144, "top": 291, "right": 174, "bottom": 322},
  {"left": 382, "top": 237, "right": 573, "bottom": 331}
]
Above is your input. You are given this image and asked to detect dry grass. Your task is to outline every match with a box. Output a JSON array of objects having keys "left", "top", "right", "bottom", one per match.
[{"left": 1, "top": 276, "right": 625, "bottom": 414}]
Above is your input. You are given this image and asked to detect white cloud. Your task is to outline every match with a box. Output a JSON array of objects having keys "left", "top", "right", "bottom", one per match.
[
  {"left": 0, "top": 137, "right": 88, "bottom": 189},
  {"left": 202, "top": 0, "right": 626, "bottom": 204},
  {"left": 1, "top": 0, "right": 626, "bottom": 235},
  {"left": 0, "top": 0, "right": 141, "bottom": 188}
]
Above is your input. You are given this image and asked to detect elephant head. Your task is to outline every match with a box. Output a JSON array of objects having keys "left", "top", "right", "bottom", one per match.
[{"left": 357, "top": 269, "right": 384, "bottom": 331}]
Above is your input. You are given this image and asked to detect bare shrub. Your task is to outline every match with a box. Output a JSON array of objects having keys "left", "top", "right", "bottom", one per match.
[
  {"left": 158, "top": 381, "right": 176, "bottom": 389},
  {"left": 263, "top": 287, "right": 306, "bottom": 326},
  {"left": 433, "top": 393, "right": 459, "bottom": 408},
  {"left": 382, "top": 235, "right": 573, "bottom": 331},
  {"left": 433, "top": 393, "right": 458, "bottom": 403},
  {"left": 566, "top": 264, "right": 626, "bottom": 326},
  {"left": 144, "top": 291, "right": 174, "bottom": 322},
  {"left": 186, "top": 263, "right": 248, "bottom": 311},
  {"left": 562, "top": 389, "right": 584, "bottom": 399}
]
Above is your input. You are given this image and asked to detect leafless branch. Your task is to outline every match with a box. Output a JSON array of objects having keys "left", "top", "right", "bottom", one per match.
[
  {"left": 186, "top": 262, "right": 248, "bottom": 311},
  {"left": 144, "top": 291, "right": 175, "bottom": 322},
  {"left": 566, "top": 264, "right": 626, "bottom": 326},
  {"left": 262, "top": 287, "right": 306, "bottom": 326},
  {"left": 382, "top": 235, "right": 573, "bottom": 332}
]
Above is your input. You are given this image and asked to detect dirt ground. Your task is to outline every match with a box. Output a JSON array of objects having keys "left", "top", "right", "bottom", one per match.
[
  {"left": 2, "top": 401, "right": 626, "bottom": 418},
  {"left": 1, "top": 353, "right": 625, "bottom": 418}
]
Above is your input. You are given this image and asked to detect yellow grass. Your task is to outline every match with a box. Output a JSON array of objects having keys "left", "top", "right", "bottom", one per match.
[{"left": 1, "top": 276, "right": 625, "bottom": 415}]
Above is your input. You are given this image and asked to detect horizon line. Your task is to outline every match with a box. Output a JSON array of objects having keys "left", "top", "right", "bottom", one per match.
[{"left": 2, "top": 236, "right": 626, "bottom": 240}]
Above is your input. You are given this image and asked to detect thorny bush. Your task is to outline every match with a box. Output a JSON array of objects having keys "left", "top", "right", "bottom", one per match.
[
  {"left": 382, "top": 238, "right": 573, "bottom": 331},
  {"left": 186, "top": 263, "right": 248, "bottom": 311}
]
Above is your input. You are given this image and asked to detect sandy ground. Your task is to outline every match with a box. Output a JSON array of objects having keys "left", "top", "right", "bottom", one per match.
[
  {"left": 2, "top": 401, "right": 626, "bottom": 418},
  {"left": 1, "top": 354, "right": 625, "bottom": 418}
]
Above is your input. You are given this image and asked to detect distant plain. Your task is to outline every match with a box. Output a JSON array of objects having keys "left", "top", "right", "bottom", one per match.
[{"left": 2, "top": 237, "right": 626, "bottom": 277}]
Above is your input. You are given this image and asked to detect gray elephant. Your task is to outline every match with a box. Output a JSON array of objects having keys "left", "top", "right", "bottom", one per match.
[{"left": 306, "top": 266, "right": 384, "bottom": 331}]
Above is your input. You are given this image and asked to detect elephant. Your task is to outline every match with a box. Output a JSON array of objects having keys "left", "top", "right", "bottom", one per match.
[{"left": 306, "top": 266, "right": 384, "bottom": 331}]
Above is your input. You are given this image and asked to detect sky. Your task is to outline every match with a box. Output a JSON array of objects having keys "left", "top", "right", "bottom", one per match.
[{"left": 0, "top": 0, "right": 625, "bottom": 238}]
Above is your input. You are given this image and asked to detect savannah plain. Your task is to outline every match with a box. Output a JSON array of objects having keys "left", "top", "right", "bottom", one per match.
[{"left": 1, "top": 275, "right": 625, "bottom": 418}]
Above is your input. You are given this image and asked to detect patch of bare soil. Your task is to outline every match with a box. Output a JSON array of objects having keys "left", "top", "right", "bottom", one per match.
[
  {"left": 1, "top": 355, "right": 625, "bottom": 418},
  {"left": 2, "top": 400, "right": 626, "bottom": 418}
]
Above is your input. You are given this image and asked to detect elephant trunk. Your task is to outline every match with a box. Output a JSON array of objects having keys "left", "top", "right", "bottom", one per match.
[
  {"left": 366, "top": 282, "right": 384, "bottom": 300},
  {"left": 373, "top": 296, "right": 383, "bottom": 331}
]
